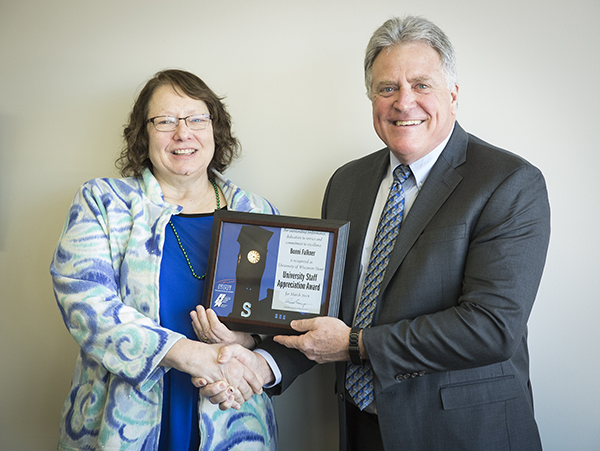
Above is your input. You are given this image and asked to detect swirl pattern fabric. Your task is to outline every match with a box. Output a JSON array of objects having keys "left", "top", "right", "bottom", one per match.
[
  {"left": 51, "top": 168, "right": 279, "bottom": 450},
  {"left": 345, "top": 164, "right": 411, "bottom": 410}
]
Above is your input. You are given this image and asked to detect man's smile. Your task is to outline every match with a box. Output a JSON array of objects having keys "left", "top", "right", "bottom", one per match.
[{"left": 393, "top": 120, "right": 425, "bottom": 126}]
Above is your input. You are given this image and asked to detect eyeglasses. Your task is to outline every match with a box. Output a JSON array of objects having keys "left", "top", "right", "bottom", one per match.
[{"left": 147, "top": 114, "right": 211, "bottom": 132}]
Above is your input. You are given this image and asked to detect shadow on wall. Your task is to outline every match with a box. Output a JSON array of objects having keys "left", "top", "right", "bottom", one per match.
[
  {"left": 0, "top": 115, "right": 16, "bottom": 251},
  {"left": 0, "top": 148, "right": 84, "bottom": 449},
  {"left": 273, "top": 363, "right": 339, "bottom": 451}
]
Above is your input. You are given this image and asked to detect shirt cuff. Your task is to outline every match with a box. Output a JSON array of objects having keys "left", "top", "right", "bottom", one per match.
[{"left": 253, "top": 349, "right": 282, "bottom": 387}]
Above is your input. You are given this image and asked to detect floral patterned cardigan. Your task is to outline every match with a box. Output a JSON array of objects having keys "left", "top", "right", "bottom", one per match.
[{"left": 51, "top": 168, "right": 279, "bottom": 451}]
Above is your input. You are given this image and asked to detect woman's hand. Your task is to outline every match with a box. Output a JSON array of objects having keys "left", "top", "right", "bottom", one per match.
[{"left": 191, "top": 305, "right": 255, "bottom": 349}]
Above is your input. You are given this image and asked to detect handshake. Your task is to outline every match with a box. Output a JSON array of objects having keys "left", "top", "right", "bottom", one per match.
[
  {"left": 182, "top": 305, "right": 275, "bottom": 411},
  {"left": 191, "top": 342, "right": 273, "bottom": 410},
  {"left": 170, "top": 304, "right": 352, "bottom": 410}
]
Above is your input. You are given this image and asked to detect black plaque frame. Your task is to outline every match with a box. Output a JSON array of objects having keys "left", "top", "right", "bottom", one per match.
[{"left": 203, "top": 210, "right": 350, "bottom": 335}]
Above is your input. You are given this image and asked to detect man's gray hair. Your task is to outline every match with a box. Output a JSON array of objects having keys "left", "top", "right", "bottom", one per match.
[{"left": 364, "top": 16, "right": 458, "bottom": 99}]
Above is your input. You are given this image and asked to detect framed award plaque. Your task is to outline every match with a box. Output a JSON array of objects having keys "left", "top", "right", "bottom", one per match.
[{"left": 203, "top": 210, "right": 350, "bottom": 335}]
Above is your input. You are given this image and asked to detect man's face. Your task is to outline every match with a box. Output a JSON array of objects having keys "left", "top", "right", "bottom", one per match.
[{"left": 371, "top": 42, "right": 458, "bottom": 165}]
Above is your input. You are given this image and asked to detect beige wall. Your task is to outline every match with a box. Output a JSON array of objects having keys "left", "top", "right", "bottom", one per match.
[{"left": 1, "top": 1, "right": 599, "bottom": 449}]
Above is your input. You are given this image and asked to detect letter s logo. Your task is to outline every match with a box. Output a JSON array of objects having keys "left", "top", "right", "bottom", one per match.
[{"left": 241, "top": 302, "right": 252, "bottom": 318}]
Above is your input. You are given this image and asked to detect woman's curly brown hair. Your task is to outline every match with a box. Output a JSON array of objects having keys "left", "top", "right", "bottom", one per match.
[{"left": 116, "top": 69, "right": 240, "bottom": 178}]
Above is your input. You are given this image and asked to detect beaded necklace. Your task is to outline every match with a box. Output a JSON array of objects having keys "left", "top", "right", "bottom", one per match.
[{"left": 167, "top": 179, "right": 220, "bottom": 280}]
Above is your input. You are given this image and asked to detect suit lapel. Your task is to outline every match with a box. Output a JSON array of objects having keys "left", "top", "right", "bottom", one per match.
[
  {"left": 378, "top": 124, "right": 468, "bottom": 296},
  {"left": 340, "top": 149, "right": 389, "bottom": 325}
]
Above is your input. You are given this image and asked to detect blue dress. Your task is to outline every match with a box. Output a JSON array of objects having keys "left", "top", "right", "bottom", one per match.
[{"left": 158, "top": 213, "right": 214, "bottom": 451}]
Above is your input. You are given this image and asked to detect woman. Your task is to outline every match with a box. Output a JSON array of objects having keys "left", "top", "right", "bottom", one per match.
[{"left": 51, "top": 69, "right": 278, "bottom": 451}]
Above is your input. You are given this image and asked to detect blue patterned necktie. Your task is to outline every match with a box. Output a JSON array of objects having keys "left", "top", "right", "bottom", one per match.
[{"left": 345, "top": 164, "right": 412, "bottom": 410}]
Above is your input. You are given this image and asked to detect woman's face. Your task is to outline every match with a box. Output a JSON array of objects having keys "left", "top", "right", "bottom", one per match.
[{"left": 146, "top": 84, "right": 215, "bottom": 187}]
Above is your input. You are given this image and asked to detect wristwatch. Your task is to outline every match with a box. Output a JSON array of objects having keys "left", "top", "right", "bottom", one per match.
[{"left": 348, "top": 327, "right": 363, "bottom": 365}]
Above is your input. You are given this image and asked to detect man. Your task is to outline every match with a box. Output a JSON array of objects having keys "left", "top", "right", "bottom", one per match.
[{"left": 202, "top": 15, "right": 550, "bottom": 451}]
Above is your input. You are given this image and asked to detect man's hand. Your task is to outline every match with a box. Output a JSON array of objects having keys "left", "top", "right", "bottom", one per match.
[{"left": 274, "top": 317, "right": 351, "bottom": 364}]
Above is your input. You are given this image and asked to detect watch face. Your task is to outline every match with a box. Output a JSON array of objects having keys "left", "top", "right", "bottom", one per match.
[{"left": 247, "top": 250, "right": 261, "bottom": 264}]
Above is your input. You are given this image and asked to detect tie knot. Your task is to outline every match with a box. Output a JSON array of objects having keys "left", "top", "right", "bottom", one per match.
[{"left": 393, "top": 164, "right": 411, "bottom": 184}]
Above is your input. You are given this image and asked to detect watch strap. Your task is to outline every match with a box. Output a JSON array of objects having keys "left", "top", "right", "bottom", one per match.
[{"left": 349, "top": 327, "right": 363, "bottom": 365}]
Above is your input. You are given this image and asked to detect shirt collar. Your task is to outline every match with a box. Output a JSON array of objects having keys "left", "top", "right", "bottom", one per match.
[{"left": 389, "top": 123, "right": 455, "bottom": 190}]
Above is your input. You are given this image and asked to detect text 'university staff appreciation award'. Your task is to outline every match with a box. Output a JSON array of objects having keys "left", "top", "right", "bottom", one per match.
[{"left": 203, "top": 210, "right": 350, "bottom": 335}]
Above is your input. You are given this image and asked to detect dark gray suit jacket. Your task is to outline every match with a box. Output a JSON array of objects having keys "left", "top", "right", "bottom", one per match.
[{"left": 263, "top": 123, "right": 550, "bottom": 450}]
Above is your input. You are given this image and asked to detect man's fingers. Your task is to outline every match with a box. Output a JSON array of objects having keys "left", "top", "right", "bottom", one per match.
[
  {"left": 191, "top": 377, "right": 209, "bottom": 388},
  {"left": 218, "top": 343, "right": 255, "bottom": 366},
  {"left": 240, "top": 359, "right": 264, "bottom": 396},
  {"left": 195, "top": 379, "right": 246, "bottom": 409},
  {"left": 197, "top": 380, "right": 227, "bottom": 395},
  {"left": 237, "top": 381, "right": 255, "bottom": 402},
  {"left": 227, "top": 346, "right": 264, "bottom": 395},
  {"left": 272, "top": 318, "right": 317, "bottom": 349},
  {"left": 208, "top": 385, "right": 239, "bottom": 407},
  {"left": 215, "top": 392, "right": 241, "bottom": 411},
  {"left": 273, "top": 334, "right": 303, "bottom": 350},
  {"left": 196, "top": 381, "right": 242, "bottom": 411},
  {"left": 217, "top": 394, "right": 236, "bottom": 411},
  {"left": 289, "top": 318, "right": 314, "bottom": 333},
  {"left": 217, "top": 345, "right": 235, "bottom": 364}
]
